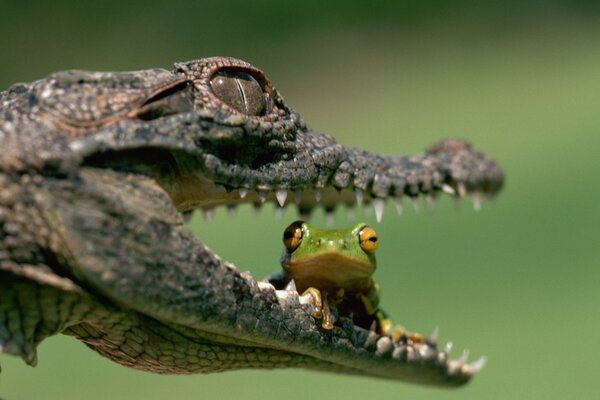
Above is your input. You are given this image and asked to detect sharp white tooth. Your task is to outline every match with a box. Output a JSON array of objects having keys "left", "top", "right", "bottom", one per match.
[
  {"left": 394, "top": 197, "right": 403, "bottom": 216},
  {"left": 202, "top": 209, "right": 214, "bottom": 222},
  {"left": 227, "top": 205, "right": 237, "bottom": 218},
  {"left": 257, "top": 190, "right": 268, "bottom": 203},
  {"left": 464, "top": 356, "right": 487, "bottom": 374},
  {"left": 458, "top": 349, "right": 470, "bottom": 363},
  {"left": 365, "top": 329, "right": 378, "bottom": 349},
  {"left": 275, "top": 189, "right": 287, "bottom": 207},
  {"left": 411, "top": 197, "right": 420, "bottom": 213},
  {"left": 285, "top": 279, "right": 297, "bottom": 292},
  {"left": 445, "top": 341, "right": 453, "bottom": 354},
  {"left": 373, "top": 198, "right": 385, "bottom": 223},
  {"left": 314, "top": 188, "right": 322, "bottom": 203},
  {"left": 442, "top": 184, "right": 456, "bottom": 195},
  {"left": 375, "top": 336, "right": 393, "bottom": 356},
  {"left": 354, "top": 188, "right": 364, "bottom": 205},
  {"left": 294, "top": 190, "right": 303, "bottom": 205},
  {"left": 274, "top": 207, "right": 284, "bottom": 220},
  {"left": 239, "top": 188, "right": 248, "bottom": 199},
  {"left": 457, "top": 182, "right": 467, "bottom": 197},
  {"left": 346, "top": 206, "right": 355, "bottom": 220},
  {"left": 325, "top": 211, "right": 335, "bottom": 227},
  {"left": 369, "top": 320, "right": 377, "bottom": 332},
  {"left": 471, "top": 193, "right": 482, "bottom": 211},
  {"left": 429, "top": 326, "right": 439, "bottom": 344}
]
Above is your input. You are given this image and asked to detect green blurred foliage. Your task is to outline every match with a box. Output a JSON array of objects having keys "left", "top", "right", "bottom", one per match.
[{"left": 1, "top": 1, "right": 599, "bottom": 399}]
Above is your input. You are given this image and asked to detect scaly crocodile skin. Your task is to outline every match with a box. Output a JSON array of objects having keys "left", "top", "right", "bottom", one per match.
[{"left": 0, "top": 57, "right": 503, "bottom": 386}]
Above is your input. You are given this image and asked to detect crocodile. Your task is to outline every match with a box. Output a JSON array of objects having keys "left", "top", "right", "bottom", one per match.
[{"left": 0, "top": 57, "right": 503, "bottom": 387}]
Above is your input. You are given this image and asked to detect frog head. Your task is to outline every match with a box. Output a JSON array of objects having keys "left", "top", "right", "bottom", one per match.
[{"left": 280, "top": 221, "right": 378, "bottom": 293}]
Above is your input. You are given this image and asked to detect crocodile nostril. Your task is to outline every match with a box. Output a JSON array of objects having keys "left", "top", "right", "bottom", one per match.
[{"left": 210, "top": 70, "right": 265, "bottom": 116}]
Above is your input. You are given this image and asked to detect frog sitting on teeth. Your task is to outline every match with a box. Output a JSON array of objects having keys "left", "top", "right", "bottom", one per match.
[
  {"left": 264, "top": 221, "right": 381, "bottom": 332},
  {"left": 271, "top": 221, "right": 427, "bottom": 343}
]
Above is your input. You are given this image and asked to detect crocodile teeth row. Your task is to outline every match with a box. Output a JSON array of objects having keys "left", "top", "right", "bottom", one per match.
[
  {"left": 371, "top": 333, "right": 486, "bottom": 376},
  {"left": 264, "top": 285, "right": 485, "bottom": 378},
  {"left": 275, "top": 189, "right": 287, "bottom": 207},
  {"left": 359, "top": 322, "right": 482, "bottom": 374},
  {"left": 194, "top": 182, "right": 485, "bottom": 224}
]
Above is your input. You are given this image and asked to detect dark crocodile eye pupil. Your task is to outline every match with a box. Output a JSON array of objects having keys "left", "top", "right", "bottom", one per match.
[{"left": 210, "top": 71, "right": 265, "bottom": 116}]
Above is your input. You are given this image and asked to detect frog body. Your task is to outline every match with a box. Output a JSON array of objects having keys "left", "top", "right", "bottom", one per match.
[{"left": 278, "top": 221, "right": 385, "bottom": 331}]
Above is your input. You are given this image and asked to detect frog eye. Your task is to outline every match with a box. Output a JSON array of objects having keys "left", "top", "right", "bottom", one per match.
[
  {"left": 210, "top": 70, "right": 266, "bottom": 116},
  {"left": 358, "top": 226, "right": 379, "bottom": 253},
  {"left": 283, "top": 221, "right": 304, "bottom": 253}
]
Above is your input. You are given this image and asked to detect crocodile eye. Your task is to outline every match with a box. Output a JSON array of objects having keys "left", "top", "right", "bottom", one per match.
[
  {"left": 358, "top": 226, "right": 379, "bottom": 253},
  {"left": 210, "top": 71, "right": 266, "bottom": 116},
  {"left": 283, "top": 221, "right": 304, "bottom": 253}
]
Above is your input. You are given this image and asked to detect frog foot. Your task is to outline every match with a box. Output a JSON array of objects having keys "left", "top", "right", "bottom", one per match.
[
  {"left": 298, "top": 286, "right": 324, "bottom": 320},
  {"left": 378, "top": 319, "right": 428, "bottom": 344},
  {"left": 284, "top": 279, "right": 323, "bottom": 319},
  {"left": 298, "top": 287, "right": 336, "bottom": 330}
]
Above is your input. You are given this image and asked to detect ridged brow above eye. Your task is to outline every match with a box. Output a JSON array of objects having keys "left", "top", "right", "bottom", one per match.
[{"left": 210, "top": 70, "right": 266, "bottom": 116}]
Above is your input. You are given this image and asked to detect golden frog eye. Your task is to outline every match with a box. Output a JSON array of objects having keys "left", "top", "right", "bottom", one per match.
[
  {"left": 359, "top": 226, "right": 379, "bottom": 253},
  {"left": 283, "top": 221, "right": 304, "bottom": 253},
  {"left": 210, "top": 70, "right": 266, "bottom": 116}
]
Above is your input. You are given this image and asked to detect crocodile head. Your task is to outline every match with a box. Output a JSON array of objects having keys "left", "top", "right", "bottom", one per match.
[
  {"left": 0, "top": 57, "right": 503, "bottom": 386},
  {"left": 54, "top": 57, "right": 501, "bottom": 219}
]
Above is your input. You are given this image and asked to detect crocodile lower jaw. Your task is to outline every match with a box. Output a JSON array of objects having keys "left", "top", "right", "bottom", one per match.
[{"left": 167, "top": 174, "right": 488, "bottom": 383}]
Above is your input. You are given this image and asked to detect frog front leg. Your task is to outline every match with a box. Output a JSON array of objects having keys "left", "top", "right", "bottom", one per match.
[
  {"left": 264, "top": 274, "right": 334, "bottom": 330},
  {"left": 299, "top": 287, "right": 335, "bottom": 330},
  {"left": 358, "top": 282, "right": 381, "bottom": 316},
  {"left": 357, "top": 282, "right": 389, "bottom": 334}
]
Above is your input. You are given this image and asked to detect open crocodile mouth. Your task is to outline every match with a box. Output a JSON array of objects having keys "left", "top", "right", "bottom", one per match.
[
  {"left": 56, "top": 57, "right": 504, "bottom": 386},
  {"left": 153, "top": 137, "right": 501, "bottom": 385},
  {"left": 77, "top": 136, "right": 500, "bottom": 385}
]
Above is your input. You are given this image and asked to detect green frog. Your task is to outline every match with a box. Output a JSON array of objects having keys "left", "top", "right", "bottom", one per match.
[
  {"left": 273, "top": 221, "right": 426, "bottom": 343},
  {"left": 275, "top": 221, "right": 387, "bottom": 333}
]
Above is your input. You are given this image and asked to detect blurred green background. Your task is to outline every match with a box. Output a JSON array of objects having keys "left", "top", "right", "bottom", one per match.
[{"left": 1, "top": 1, "right": 599, "bottom": 398}]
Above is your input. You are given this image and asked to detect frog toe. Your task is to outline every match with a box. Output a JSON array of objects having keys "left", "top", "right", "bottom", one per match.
[
  {"left": 299, "top": 287, "right": 323, "bottom": 319},
  {"left": 320, "top": 295, "right": 334, "bottom": 330}
]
